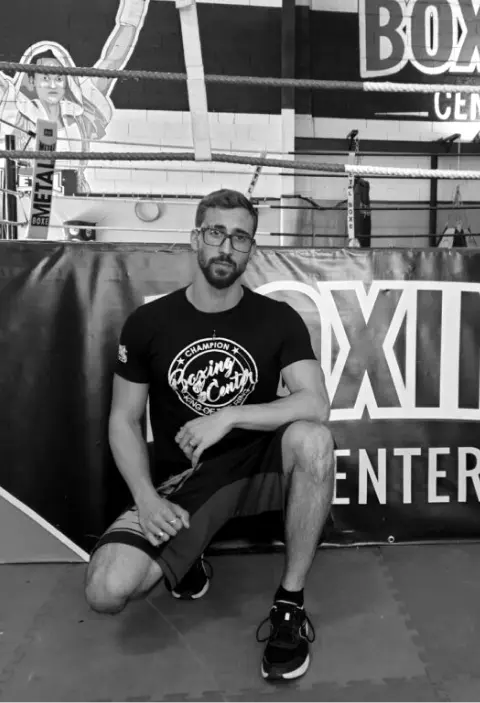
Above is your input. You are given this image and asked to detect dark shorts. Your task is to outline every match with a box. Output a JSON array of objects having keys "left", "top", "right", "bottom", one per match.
[{"left": 92, "top": 425, "right": 289, "bottom": 588}]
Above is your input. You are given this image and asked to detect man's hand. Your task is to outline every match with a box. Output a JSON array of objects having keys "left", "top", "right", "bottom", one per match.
[
  {"left": 136, "top": 493, "right": 190, "bottom": 547},
  {"left": 175, "top": 408, "right": 235, "bottom": 467}
]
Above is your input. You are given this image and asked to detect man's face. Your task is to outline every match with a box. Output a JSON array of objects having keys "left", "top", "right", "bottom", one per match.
[
  {"left": 31, "top": 58, "right": 66, "bottom": 105},
  {"left": 193, "top": 207, "right": 256, "bottom": 290}
]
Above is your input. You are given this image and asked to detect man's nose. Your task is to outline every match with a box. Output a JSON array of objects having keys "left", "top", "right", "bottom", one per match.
[{"left": 219, "top": 235, "right": 233, "bottom": 255}]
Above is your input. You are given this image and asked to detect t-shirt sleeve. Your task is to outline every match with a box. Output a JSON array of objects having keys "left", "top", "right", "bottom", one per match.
[
  {"left": 114, "top": 309, "right": 150, "bottom": 384},
  {"left": 279, "top": 302, "right": 317, "bottom": 370}
]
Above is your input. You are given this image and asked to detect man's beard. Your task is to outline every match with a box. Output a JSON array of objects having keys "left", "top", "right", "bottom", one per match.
[{"left": 198, "top": 252, "right": 245, "bottom": 290}]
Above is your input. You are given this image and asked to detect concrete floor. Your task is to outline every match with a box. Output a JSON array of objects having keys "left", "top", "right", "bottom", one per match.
[{"left": 1, "top": 543, "right": 480, "bottom": 701}]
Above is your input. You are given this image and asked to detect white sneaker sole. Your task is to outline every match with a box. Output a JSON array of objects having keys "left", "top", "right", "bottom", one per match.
[
  {"left": 261, "top": 654, "right": 310, "bottom": 681},
  {"left": 171, "top": 578, "right": 210, "bottom": 600}
]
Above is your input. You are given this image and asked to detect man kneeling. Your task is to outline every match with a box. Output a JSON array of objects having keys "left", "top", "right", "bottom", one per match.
[{"left": 85, "top": 189, "right": 334, "bottom": 682}]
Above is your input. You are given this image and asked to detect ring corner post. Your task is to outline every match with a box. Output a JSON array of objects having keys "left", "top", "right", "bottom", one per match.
[
  {"left": 5, "top": 134, "right": 18, "bottom": 240},
  {"left": 429, "top": 152, "right": 438, "bottom": 247}
]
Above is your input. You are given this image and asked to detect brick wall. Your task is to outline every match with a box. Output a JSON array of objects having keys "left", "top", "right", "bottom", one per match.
[{"left": 86, "top": 111, "right": 283, "bottom": 198}]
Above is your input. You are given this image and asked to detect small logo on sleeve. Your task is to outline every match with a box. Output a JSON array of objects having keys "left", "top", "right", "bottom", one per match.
[{"left": 118, "top": 345, "right": 128, "bottom": 363}]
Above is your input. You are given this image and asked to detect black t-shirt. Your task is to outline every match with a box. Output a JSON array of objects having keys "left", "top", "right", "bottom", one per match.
[{"left": 114, "top": 286, "right": 316, "bottom": 474}]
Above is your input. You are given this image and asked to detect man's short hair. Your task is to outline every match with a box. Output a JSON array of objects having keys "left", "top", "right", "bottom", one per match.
[{"left": 195, "top": 189, "right": 258, "bottom": 235}]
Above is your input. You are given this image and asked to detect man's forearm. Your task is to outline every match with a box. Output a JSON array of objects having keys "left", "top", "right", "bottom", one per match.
[
  {"left": 228, "top": 391, "right": 329, "bottom": 432},
  {"left": 108, "top": 417, "right": 156, "bottom": 505}
]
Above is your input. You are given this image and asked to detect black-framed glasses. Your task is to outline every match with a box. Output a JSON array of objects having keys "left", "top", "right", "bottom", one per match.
[{"left": 197, "top": 226, "right": 254, "bottom": 253}]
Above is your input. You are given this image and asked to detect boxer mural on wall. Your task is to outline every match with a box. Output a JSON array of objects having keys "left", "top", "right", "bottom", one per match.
[{"left": 0, "top": 0, "right": 150, "bottom": 194}]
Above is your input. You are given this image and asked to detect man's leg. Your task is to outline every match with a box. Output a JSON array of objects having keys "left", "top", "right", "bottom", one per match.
[
  {"left": 85, "top": 542, "right": 163, "bottom": 614},
  {"left": 280, "top": 420, "right": 335, "bottom": 591},
  {"left": 86, "top": 442, "right": 275, "bottom": 613},
  {"left": 257, "top": 420, "right": 334, "bottom": 681}
]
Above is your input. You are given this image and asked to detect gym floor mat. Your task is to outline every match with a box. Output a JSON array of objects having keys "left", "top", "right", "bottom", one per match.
[
  {"left": 380, "top": 544, "right": 480, "bottom": 687},
  {"left": 0, "top": 545, "right": 478, "bottom": 701}
]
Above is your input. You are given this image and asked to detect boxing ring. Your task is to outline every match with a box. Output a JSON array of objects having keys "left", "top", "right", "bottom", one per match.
[
  {"left": 2, "top": 62, "right": 480, "bottom": 245},
  {"left": 2, "top": 56, "right": 480, "bottom": 703}
]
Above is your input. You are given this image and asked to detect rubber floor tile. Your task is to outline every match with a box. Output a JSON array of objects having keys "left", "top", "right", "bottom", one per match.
[
  {"left": 380, "top": 543, "right": 480, "bottom": 682},
  {"left": 0, "top": 565, "right": 221, "bottom": 702},
  {"left": 0, "top": 548, "right": 428, "bottom": 702},
  {"left": 148, "top": 549, "right": 426, "bottom": 695},
  {"left": 442, "top": 675, "right": 480, "bottom": 702},
  {"left": 0, "top": 564, "right": 70, "bottom": 686},
  {"left": 159, "top": 676, "right": 440, "bottom": 702},
  {"left": 222, "top": 675, "right": 440, "bottom": 702}
]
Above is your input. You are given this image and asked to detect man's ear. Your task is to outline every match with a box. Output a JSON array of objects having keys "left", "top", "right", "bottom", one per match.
[
  {"left": 190, "top": 229, "right": 199, "bottom": 251},
  {"left": 248, "top": 240, "right": 257, "bottom": 260}
]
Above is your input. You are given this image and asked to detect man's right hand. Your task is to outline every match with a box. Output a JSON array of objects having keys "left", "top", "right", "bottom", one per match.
[{"left": 137, "top": 493, "right": 190, "bottom": 547}]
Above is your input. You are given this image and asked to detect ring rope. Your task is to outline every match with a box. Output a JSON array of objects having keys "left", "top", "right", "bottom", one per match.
[
  {"left": 71, "top": 161, "right": 285, "bottom": 176},
  {"left": 0, "top": 219, "right": 275, "bottom": 234},
  {"left": 0, "top": 186, "right": 27, "bottom": 198},
  {"left": 346, "top": 163, "right": 480, "bottom": 179},
  {"left": 345, "top": 164, "right": 480, "bottom": 181},
  {"left": 363, "top": 81, "right": 480, "bottom": 94},
  {"left": 0, "top": 149, "right": 345, "bottom": 171},
  {"left": 2, "top": 221, "right": 475, "bottom": 239},
  {"left": 279, "top": 203, "right": 480, "bottom": 212},
  {"left": 0, "top": 217, "right": 464, "bottom": 239},
  {"left": 0, "top": 116, "right": 35, "bottom": 138},
  {"left": 0, "top": 218, "right": 28, "bottom": 227},
  {"left": 2, "top": 149, "right": 480, "bottom": 180},
  {"left": 0, "top": 61, "right": 478, "bottom": 95}
]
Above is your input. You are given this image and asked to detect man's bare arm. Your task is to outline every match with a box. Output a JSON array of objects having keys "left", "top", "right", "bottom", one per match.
[
  {"left": 229, "top": 360, "right": 330, "bottom": 431},
  {"left": 109, "top": 374, "right": 189, "bottom": 544},
  {"left": 108, "top": 373, "right": 156, "bottom": 504}
]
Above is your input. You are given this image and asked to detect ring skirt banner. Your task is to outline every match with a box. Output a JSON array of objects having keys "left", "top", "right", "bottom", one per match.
[{"left": 1, "top": 242, "right": 480, "bottom": 561}]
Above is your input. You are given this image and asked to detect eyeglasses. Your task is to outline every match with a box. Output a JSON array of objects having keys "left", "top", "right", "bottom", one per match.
[{"left": 197, "top": 227, "right": 254, "bottom": 253}]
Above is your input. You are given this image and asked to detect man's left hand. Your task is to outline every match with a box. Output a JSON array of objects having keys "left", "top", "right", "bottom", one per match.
[{"left": 175, "top": 408, "right": 236, "bottom": 467}]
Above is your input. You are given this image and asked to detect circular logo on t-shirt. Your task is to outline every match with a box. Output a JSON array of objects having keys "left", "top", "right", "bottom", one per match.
[{"left": 168, "top": 337, "right": 258, "bottom": 416}]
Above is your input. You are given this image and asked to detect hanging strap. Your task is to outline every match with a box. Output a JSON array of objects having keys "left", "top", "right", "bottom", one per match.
[{"left": 347, "top": 134, "right": 360, "bottom": 247}]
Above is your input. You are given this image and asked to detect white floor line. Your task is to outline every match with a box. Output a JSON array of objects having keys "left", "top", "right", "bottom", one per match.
[{"left": 0, "top": 486, "right": 90, "bottom": 562}]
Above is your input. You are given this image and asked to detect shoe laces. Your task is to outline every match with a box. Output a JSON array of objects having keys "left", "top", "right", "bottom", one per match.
[{"left": 255, "top": 602, "right": 316, "bottom": 645}]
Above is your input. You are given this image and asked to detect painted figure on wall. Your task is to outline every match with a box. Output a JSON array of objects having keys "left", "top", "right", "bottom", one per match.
[{"left": 0, "top": 0, "right": 150, "bottom": 194}]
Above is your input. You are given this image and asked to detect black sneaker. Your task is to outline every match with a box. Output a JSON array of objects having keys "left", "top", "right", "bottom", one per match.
[
  {"left": 166, "top": 555, "right": 213, "bottom": 600},
  {"left": 256, "top": 601, "right": 315, "bottom": 681}
]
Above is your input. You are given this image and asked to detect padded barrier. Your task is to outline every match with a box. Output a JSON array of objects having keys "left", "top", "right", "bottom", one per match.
[{"left": 1, "top": 242, "right": 480, "bottom": 560}]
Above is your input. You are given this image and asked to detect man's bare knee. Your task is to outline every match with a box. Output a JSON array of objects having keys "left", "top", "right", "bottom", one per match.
[
  {"left": 85, "top": 544, "right": 163, "bottom": 614},
  {"left": 85, "top": 567, "right": 129, "bottom": 614},
  {"left": 282, "top": 421, "right": 335, "bottom": 482}
]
